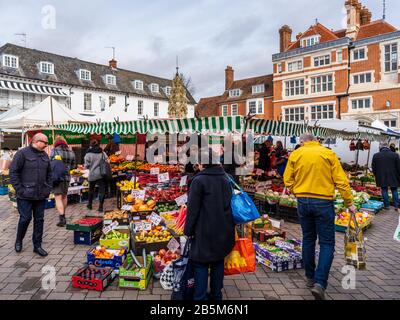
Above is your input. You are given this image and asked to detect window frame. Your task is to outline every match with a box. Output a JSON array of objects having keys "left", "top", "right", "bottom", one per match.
[
  {"left": 313, "top": 54, "right": 331, "bottom": 67},
  {"left": 138, "top": 100, "right": 144, "bottom": 115},
  {"left": 337, "top": 50, "right": 343, "bottom": 63},
  {"left": 310, "top": 74, "right": 333, "bottom": 94},
  {"left": 39, "top": 61, "right": 54, "bottom": 74},
  {"left": 222, "top": 105, "right": 228, "bottom": 116},
  {"left": 287, "top": 60, "right": 303, "bottom": 72},
  {"left": 350, "top": 97, "right": 372, "bottom": 111},
  {"left": 3, "top": 54, "right": 19, "bottom": 68},
  {"left": 134, "top": 80, "right": 144, "bottom": 91},
  {"left": 384, "top": 43, "right": 398, "bottom": 73},
  {"left": 154, "top": 102, "right": 159, "bottom": 117},
  {"left": 109, "top": 96, "right": 116, "bottom": 107},
  {"left": 231, "top": 104, "right": 238, "bottom": 116},
  {"left": 353, "top": 48, "right": 367, "bottom": 61},
  {"left": 301, "top": 35, "right": 320, "bottom": 48},
  {"left": 310, "top": 104, "right": 335, "bottom": 120},
  {"left": 79, "top": 69, "right": 91, "bottom": 81},
  {"left": 105, "top": 74, "right": 116, "bottom": 86},
  {"left": 247, "top": 99, "right": 264, "bottom": 115},
  {"left": 229, "top": 89, "right": 241, "bottom": 98},
  {"left": 352, "top": 72, "right": 373, "bottom": 85},
  {"left": 252, "top": 84, "right": 265, "bottom": 94},
  {"left": 283, "top": 106, "right": 305, "bottom": 122},
  {"left": 83, "top": 93, "right": 92, "bottom": 111},
  {"left": 285, "top": 79, "right": 305, "bottom": 97},
  {"left": 165, "top": 86, "right": 172, "bottom": 96},
  {"left": 150, "top": 83, "right": 159, "bottom": 93}
]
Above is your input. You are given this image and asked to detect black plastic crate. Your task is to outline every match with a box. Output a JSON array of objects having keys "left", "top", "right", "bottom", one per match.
[{"left": 277, "top": 205, "right": 300, "bottom": 224}]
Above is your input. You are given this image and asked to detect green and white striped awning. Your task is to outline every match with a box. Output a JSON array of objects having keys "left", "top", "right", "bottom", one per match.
[{"left": 55, "top": 116, "right": 244, "bottom": 135}]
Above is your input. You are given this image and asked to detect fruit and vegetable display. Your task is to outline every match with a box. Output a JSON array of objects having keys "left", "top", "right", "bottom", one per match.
[
  {"left": 336, "top": 211, "right": 374, "bottom": 229},
  {"left": 116, "top": 180, "right": 140, "bottom": 191},
  {"left": 91, "top": 246, "right": 126, "bottom": 259},
  {"left": 138, "top": 163, "right": 180, "bottom": 173},
  {"left": 130, "top": 199, "right": 156, "bottom": 212},
  {"left": 75, "top": 266, "right": 110, "bottom": 280},
  {"left": 109, "top": 155, "right": 125, "bottom": 163},
  {"left": 145, "top": 187, "right": 187, "bottom": 202},
  {"left": 104, "top": 210, "right": 129, "bottom": 220},
  {"left": 155, "top": 203, "right": 179, "bottom": 213},
  {"left": 73, "top": 217, "right": 103, "bottom": 226},
  {"left": 335, "top": 190, "right": 369, "bottom": 210},
  {"left": 134, "top": 228, "right": 173, "bottom": 243},
  {"left": 153, "top": 249, "right": 181, "bottom": 274},
  {"left": 102, "top": 230, "right": 129, "bottom": 240}
]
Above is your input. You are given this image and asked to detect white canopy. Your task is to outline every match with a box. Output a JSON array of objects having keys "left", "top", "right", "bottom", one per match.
[
  {"left": 0, "top": 106, "right": 23, "bottom": 122},
  {"left": 95, "top": 103, "right": 135, "bottom": 122},
  {"left": 0, "top": 97, "right": 93, "bottom": 129}
]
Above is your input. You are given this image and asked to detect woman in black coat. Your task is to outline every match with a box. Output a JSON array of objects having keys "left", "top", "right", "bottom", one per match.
[
  {"left": 258, "top": 140, "right": 272, "bottom": 171},
  {"left": 372, "top": 143, "right": 400, "bottom": 211},
  {"left": 184, "top": 160, "right": 235, "bottom": 301}
]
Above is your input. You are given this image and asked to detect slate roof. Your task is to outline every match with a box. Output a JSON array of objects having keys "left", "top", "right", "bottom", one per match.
[{"left": 0, "top": 43, "right": 196, "bottom": 104}]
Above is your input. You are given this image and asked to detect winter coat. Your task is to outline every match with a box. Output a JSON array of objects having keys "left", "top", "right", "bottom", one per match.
[
  {"left": 258, "top": 144, "right": 271, "bottom": 171},
  {"left": 372, "top": 148, "right": 400, "bottom": 188},
  {"left": 84, "top": 146, "right": 108, "bottom": 182},
  {"left": 50, "top": 145, "right": 76, "bottom": 182},
  {"left": 184, "top": 166, "right": 235, "bottom": 263},
  {"left": 9, "top": 145, "right": 52, "bottom": 200}
]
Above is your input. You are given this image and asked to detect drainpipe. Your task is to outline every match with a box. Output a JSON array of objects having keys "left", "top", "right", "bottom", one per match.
[{"left": 336, "top": 42, "right": 354, "bottom": 120}]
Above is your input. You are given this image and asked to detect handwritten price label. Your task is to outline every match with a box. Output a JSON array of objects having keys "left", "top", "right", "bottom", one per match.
[
  {"left": 143, "top": 222, "right": 152, "bottom": 231},
  {"left": 149, "top": 212, "right": 162, "bottom": 226},
  {"left": 121, "top": 205, "right": 132, "bottom": 211},
  {"left": 167, "top": 237, "right": 180, "bottom": 253},
  {"left": 175, "top": 193, "right": 188, "bottom": 206},
  {"left": 126, "top": 155, "right": 134, "bottom": 161},
  {"left": 150, "top": 168, "right": 160, "bottom": 175},
  {"left": 134, "top": 222, "right": 143, "bottom": 232},
  {"left": 131, "top": 190, "right": 146, "bottom": 200},
  {"left": 180, "top": 175, "right": 188, "bottom": 187},
  {"left": 158, "top": 173, "right": 170, "bottom": 183},
  {"left": 102, "top": 221, "right": 119, "bottom": 234}
]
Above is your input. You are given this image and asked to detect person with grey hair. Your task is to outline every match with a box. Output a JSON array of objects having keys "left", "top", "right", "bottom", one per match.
[
  {"left": 284, "top": 132, "right": 355, "bottom": 300},
  {"left": 372, "top": 142, "right": 400, "bottom": 211},
  {"left": 9, "top": 133, "right": 52, "bottom": 257}
]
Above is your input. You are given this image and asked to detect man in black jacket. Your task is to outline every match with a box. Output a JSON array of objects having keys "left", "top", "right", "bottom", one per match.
[
  {"left": 372, "top": 142, "right": 400, "bottom": 212},
  {"left": 184, "top": 149, "right": 235, "bottom": 300},
  {"left": 10, "top": 133, "right": 52, "bottom": 256}
]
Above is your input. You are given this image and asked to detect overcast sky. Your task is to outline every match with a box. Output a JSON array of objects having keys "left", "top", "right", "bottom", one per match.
[{"left": 0, "top": 0, "right": 399, "bottom": 101}]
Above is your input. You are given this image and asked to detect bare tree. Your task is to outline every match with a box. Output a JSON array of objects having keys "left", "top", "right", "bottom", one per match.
[{"left": 179, "top": 73, "right": 196, "bottom": 96}]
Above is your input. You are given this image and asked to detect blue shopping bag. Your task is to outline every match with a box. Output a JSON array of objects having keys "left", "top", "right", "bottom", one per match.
[
  {"left": 171, "top": 240, "right": 195, "bottom": 300},
  {"left": 227, "top": 175, "right": 260, "bottom": 224}
]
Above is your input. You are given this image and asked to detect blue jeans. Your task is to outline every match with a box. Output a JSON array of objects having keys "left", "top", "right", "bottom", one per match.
[
  {"left": 297, "top": 198, "right": 335, "bottom": 290},
  {"left": 16, "top": 199, "right": 46, "bottom": 248},
  {"left": 192, "top": 260, "right": 224, "bottom": 301},
  {"left": 381, "top": 187, "right": 399, "bottom": 209}
]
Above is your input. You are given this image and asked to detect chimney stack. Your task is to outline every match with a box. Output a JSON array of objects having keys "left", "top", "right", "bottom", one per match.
[
  {"left": 109, "top": 59, "right": 117, "bottom": 69},
  {"left": 279, "top": 25, "right": 293, "bottom": 53},
  {"left": 360, "top": 6, "right": 372, "bottom": 25},
  {"left": 225, "top": 66, "right": 234, "bottom": 90},
  {"left": 345, "top": 0, "right": 362, "bottom": 39}
]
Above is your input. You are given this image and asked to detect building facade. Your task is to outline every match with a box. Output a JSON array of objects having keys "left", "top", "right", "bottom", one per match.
[
  {"left": 273, "top": 0, "right": 400, "bottom": 128},
  {"left": 197, "top": 66, "right": 273, "bottom": 119},
  {"left": 0, "top": 43, "right": 196, "bottom": 119}
]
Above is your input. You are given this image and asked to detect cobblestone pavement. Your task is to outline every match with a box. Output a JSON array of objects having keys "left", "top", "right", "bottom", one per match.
[{"left": 0, "top": 196, "right": 399, "bottom": 300}]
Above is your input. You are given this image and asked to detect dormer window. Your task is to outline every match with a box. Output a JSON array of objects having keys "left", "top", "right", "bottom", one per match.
[
  {"left": 301, "top": 35, "right": 320, "bottom": 48},
  {"left": 3, "top": 55, "right": 18, "bottom": 69},
  {"left": 165, "top": 86, "right": 172, "bottom": 96},
  {"left": 40, "top": 61, "right": 54, "bottom": 74},
  {"left": 79, "top": 69, "right": 91, "bottom": 81},
  {"left": 229, "top": 89, "right": 241, "bottom": 98},
  {"left": 133, "top": 80, "right": 144, "bottom": 90},
  {"left": 150, "top": 83, "right": 159, "bottom": 93},
  {"left": 252, "top": 84, "right": 265, "bottom": 94},
  {"left": 105, "top": 74, "right": 116, "bottom": 86}
]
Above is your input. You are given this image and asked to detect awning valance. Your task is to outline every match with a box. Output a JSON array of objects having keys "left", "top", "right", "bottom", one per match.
[{"left": 0, "top": 80, "right": 68, "bottom": 97}]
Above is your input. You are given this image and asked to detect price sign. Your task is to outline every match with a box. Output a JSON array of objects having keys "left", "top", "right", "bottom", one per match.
[
  {"left": 149, "top": 212, "right": 162, "bottom": 226},
  {"left": 115, "top": 151, "right": 122, "bottom": 156},
  {"left": 131, "top": 190, "right": 146, "bottom": 200},
  {"left": 126, "top": 155, "right": 134, "bottom": 161},
  {"left": 143, "top": 222, "right": 152, "bottom": 231},
  {"left": 180, "top": 175, "right": 188, "bottom": 187},
  {"left": 270, "top": 218, "right": 282, "bottom": 229},
  {"left": 167, "top": 237, "right": 180, "bottom": 253},
  {"left": 121, "top": 205, "right": 132, "bottom": 211},
  {"left": 103, "top": 221, "right": 119, "bottom": 234},
  {"left": 175, "top": 193, "right": 188, "bottom": 206},
  {"left": 134, "top": 221, "right": 143, "bottom": 232},
  {"left": 150, "top": 168, "right": 160, "bottom": 175},
  {"left": 130, "top": 176, "right": 137, "bottom": 183},
  {"left": 158, "top": 172, "right": 170, "bottom": 183}
]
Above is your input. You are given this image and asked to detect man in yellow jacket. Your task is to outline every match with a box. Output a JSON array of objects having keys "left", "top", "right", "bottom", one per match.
[{"left": 284, "top": 133, "right": 355, "bottom": 300}]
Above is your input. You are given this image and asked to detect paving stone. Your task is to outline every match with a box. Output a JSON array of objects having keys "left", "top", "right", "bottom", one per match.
[
  {"left": 234, "top": 279, "right": 251, "bottom": 291},
  {"left": 239, "top": 290, "right": 264, "bottom": 298},
  {"left": 47, "top": 292, "right": 73, "bottom": 300}
]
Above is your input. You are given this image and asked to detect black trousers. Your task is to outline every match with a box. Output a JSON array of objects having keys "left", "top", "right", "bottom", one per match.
[
  {"left": 16, "top": 199, "right": 46, "bottom": 248},
  {"left": 88, "top": 178, "right": 106, "bottom": 207}
]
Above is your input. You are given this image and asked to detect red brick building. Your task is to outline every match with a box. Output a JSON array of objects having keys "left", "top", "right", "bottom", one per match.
[
  {"left": 273, "top": 0, "right": 400, "bottom": 128},
  {"left": 197, "top": 66, "right": 273, "bottom": 119}
]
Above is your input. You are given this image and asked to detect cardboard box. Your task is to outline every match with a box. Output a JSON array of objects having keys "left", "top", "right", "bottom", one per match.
[
  {"left": 118, "top": 255, "right": 153, "bottom": 290},
  {"left": 72, "top": 266, "right": 115, "bottom": 291},
  {"left": 87, "top": 247, "right": 127, "bottom": 269},
  {"left": 100, "top": 228, "right": 130, "bottom": 250}
]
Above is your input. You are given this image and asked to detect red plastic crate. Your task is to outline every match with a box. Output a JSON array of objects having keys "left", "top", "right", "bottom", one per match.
[{"left": 71, "top": 266, "right": 114, "bottom": 291}]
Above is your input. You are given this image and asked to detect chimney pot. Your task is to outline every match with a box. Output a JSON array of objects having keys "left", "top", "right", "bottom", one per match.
[{"left": 279, "top": 25, "right": 293, "bottom": 53}]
